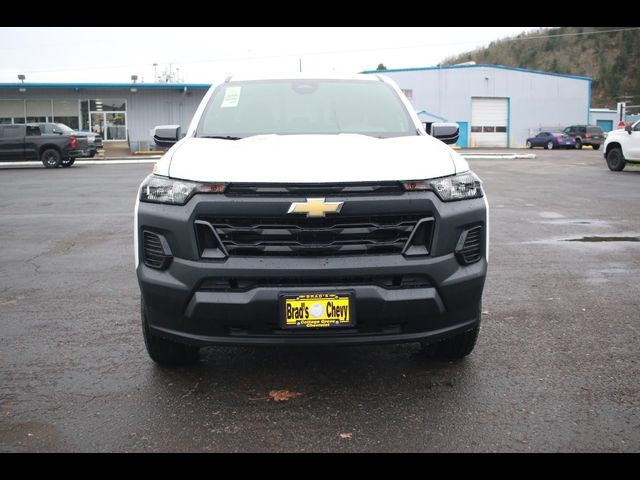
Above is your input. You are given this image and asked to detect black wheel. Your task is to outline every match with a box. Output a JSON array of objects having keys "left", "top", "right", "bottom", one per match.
[
  {"left": 526, "top": 140, "right": 532, "bottom": 149},
  {"left": 592, "top": 144, "right": 601, "bottom": 151},
  {"left": 606, "top": 147, "right": 626, "bottom": 172},
  {"left": 141, "top": 299, "right": 199, "bottom": 366},
  {"left": 41, "top": 148, "right": 61, "bottom": 168},
  {"left": 60, "top": 158, "right": 75, "bottom": 168},
  {"left": 546, "top": 141, "right": 554, "bottom": 150},
  {"left": 421, "top": 325, "right": 480, "bottom": 360},
  {"left": 575, "top": 138, "right": 582, "bottom": 149}
]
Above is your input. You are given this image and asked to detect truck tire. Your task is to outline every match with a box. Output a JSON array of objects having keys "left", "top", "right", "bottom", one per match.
[
  {"left": 61, "top": 158, "right": 75, "bottom": 168},
  {"left": 606, "top": 147, "right": 625, "bottom": 171},
  {"left": 141, "top": 299, "right": 199, "bottom": 366},
  {"left": 41, "top": 148, "right": 62, "bottom": 168},
  {"left": 592, "top": 144, "right": 601, "bottom": 151},
  {"left": 421, "top": 325, "right": 480, "bottom": 360},
  {"left": 575, "top": 138, "right": 582, "bottom": 149}
]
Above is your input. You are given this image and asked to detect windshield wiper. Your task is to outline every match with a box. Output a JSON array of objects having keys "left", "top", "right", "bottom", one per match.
[{"left": 201, "top": 135, "right": 243, "bottom": 140}]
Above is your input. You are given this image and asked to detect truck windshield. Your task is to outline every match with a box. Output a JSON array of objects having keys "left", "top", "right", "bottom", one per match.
[{"left": 196, "top": 79, "right": 416, "bottom": 139}]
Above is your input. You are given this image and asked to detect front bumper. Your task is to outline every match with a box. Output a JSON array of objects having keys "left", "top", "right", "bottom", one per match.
[{"left": 136, "top": 190, "right": 487, "bottom": 346}]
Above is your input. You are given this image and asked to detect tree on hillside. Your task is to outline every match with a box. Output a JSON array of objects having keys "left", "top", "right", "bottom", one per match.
[{"left": 376, "top": 63, "right": 387, "bottom": 70}]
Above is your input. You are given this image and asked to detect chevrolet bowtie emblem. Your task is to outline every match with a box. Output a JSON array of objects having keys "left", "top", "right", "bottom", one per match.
[{"left": 287, "top": 198, "right": 344, "bottom": 218}]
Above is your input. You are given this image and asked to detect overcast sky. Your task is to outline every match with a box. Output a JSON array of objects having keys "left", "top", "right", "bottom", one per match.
[{"left": 0, "top": 27, "right": 540, "bottom": 84}]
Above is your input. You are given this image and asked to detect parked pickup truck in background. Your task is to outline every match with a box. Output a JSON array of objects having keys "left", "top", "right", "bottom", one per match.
[
  {"left": 36, "top": 122, "right": 103, "bottom": 158},
  {"left": 0, "top": 123, "right": 90, "bottom": 168}
]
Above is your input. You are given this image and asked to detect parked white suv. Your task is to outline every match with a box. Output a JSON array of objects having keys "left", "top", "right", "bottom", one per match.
[{"left": 603, "top": 120, "right": 640, "bottom": 171}]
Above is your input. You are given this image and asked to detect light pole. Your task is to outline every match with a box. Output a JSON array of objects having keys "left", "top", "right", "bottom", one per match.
[{"left": 153, "top": 63, "right": 158, "bottom": 82}]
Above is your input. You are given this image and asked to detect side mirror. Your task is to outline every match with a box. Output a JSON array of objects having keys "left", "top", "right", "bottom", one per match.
[
  {"left": 625, "top": 125, "right": 633, "bottom": 134},
  {"left": 430, "top": 122, "right": 460, "bottom": 145},
  {"left": 153, "top": 125, "right": 181, "bottom": 147}
]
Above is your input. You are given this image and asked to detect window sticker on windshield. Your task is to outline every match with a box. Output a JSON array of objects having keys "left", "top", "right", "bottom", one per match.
[{"left": 221, "top": 87, "right": 241, "bottom": 108}]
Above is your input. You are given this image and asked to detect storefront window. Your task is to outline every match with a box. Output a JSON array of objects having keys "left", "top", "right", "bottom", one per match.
[
  {"left": 86, "top": 98, "right": 127, "bottom": 140},
  {"left": 90, "top": 99, "right": 126, "bottom": 111},
  {"left": 80, "top": 100, "right": 89, "bottom": 131}
]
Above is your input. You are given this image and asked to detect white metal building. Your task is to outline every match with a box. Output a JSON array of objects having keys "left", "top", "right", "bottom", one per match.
[{"left": 363, "top": 64, "right": 592, "bottom": 148}]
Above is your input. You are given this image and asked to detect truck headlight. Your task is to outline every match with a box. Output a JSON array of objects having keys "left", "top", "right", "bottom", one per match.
[
  {"left": 402, "top": 172, "right": 483, "bottom": 201},
  {"left": 139, "top": 175, "right": 226, "bottom": 205}
]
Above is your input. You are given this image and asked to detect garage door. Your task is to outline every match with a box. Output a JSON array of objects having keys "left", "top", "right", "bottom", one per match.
[{"left": 471, "top": 98, "right": 508, "bottom": 148}]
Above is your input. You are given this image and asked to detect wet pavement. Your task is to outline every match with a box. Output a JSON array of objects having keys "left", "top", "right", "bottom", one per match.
[{"left": 1, "top": 149, "right": 639, "bottom": 452}]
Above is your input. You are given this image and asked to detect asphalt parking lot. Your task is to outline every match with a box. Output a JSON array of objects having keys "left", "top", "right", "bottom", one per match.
[{"left": 0, "top": 148, "right": 639, "bottom": 452}]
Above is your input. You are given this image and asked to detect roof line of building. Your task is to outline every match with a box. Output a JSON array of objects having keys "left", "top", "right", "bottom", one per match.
[
  {"left": 361, "top": 64, "right": 592, "bottom": 82},
  {"left": 0, "top": 83, "right": 212, "bottom": 89}
]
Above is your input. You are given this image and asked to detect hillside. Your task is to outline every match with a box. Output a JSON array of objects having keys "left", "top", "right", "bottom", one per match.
[{"left": 442, "top": 27, "right": 640, "bottom": 109}]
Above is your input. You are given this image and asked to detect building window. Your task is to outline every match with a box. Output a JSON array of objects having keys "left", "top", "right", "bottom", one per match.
[
  {"left": 472, "top": 125, "right": 507, "bottom": 133},
  {"left": 81, "top": 100, "right": 89, "bottom": 131},
  {"left": 52, "top": 101, "right": 80, "bottom": 130},
  {"left": 0, "top": 100, "right": 26, "bottom": 123},
  {"left": 90, "top": 99, "right": 126, "bottom": 111},
  {"left": 26, "top": 100, "right": 52, "bottom": 122},
  {"left": 53, "top": 116, "right": 80, "bottom": 130}
]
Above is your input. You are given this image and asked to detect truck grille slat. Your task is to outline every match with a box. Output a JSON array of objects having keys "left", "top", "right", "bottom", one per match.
[{"left": 198, "top": 215, "right": 425, "bottom": 257}]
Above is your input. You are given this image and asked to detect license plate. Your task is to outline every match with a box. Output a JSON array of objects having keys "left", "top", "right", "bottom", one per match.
[{"left": 281, "top": 293, "right": 353, "bottom": 329}]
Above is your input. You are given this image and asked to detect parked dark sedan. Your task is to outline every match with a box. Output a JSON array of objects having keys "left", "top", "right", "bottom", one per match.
[{"left": 526, "top": 131, "right": 576, "bottom": 150}]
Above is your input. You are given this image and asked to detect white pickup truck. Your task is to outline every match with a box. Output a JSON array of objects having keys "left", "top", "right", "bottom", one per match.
[{"left": 603, "top": 120, "right": 640, "bottom": 171}]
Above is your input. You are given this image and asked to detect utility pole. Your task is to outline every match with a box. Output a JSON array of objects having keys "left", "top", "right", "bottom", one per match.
[
  {"left": 299, "top": 58, "right": 302, "bottom": 73},
  {"left": 153, "top": 63, "right": 158, "bottom": 82}
]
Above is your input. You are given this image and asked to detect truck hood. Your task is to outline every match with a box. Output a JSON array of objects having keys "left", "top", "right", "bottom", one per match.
[{"left": 156, "top": 134, "right": 468, "bottom": 183}]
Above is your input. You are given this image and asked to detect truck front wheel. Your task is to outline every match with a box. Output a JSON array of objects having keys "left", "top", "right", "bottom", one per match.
[
  {"left": 141, "top": 299, "right": 200, "bottom": 366},
  {"left": 41, "top": 149, "right": 62, "bottom": 168},
  {"left": 606, "top": 147, "right": 625, "bottom": 171},
  {"left": 421, "top": 325, "right": 480, "bottom": 360}
]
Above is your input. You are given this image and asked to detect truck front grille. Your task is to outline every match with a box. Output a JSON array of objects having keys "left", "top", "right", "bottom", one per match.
[{"left": 197, "top": 214, "right": 425, "bottom": 257}]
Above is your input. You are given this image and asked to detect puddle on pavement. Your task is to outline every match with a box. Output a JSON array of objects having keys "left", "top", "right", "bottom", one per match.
[{"left": 565, "top": 236, "right": 640, "bottom": 243}]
